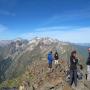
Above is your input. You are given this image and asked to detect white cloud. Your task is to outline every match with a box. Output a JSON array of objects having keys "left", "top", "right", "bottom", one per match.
[
  {"left": 0, "top": 0, "right": 17, "bottom": 16},
  {"left": 0, "top": 10, "right": 15, "bottom": 16},
  {"left": 35, "top": 26, "right": 75, "bottom": 31},
  {"left": 0, "top": 24, "right": 8, "bottom": 32},
  {"left": 21, "top": 26, "right": 90, "bottom": 43}
]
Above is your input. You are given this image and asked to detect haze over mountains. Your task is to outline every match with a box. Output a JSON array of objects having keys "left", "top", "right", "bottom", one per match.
[
  {"left": 76, "top": 43, "right": 90, "bottom": 47},
  {"left": 0, "top": 37, "right": 89, "bottom": 90}
]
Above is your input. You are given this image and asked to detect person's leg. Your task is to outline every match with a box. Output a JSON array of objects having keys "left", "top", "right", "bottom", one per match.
[
  {"left": 49, "top": 63, "right": 52, "bottom": 72},
  {"left": 51, "top": 63, "right": 53, "bottom": 71},
  {"left": 55, "top": 60, "right": 58, "bottom": 69},
  {"left": 87, "top": 65, "right": 89, "bottom": 81},
  {"left": 56, "top": 60, "right": 58, "bottom": 64},
  {"left": 55, "top": 60, "right": 57, "bottom": 64},
  {"left": 48, "top": 64, "right": 51, "bottom": 72},
  {"left": 55, "top": 60, "right": 58, "bottom": 64},
  {"left": 87, "top": 65, "right": 90, "bottom": 81},
  {"left": 85, "top": 74, "right": 87, "bottom": 80},
  {"left": 73, "top": 70, "right": 77, "bottom": 87},
  {"left": 70, "top": 70, "right": 74, "bottom": 86}
]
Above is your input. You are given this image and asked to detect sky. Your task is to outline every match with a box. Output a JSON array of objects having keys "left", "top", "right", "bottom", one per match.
[{"left": 0, "top": 0, "right": 90, "bottom": 43}]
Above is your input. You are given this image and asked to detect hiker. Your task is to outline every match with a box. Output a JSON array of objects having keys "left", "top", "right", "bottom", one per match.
[
  {"left": 54, "top": 50, "right": 59, "bottom": 65},
  {"left": 69, "top": 50, "right": 78, "bottom": 87},
  {"left": 86, "top": 48, "right": 90, "bottom": 81},
  {"left": 47, "top": 51, "right": 54, "bottom": 72}
]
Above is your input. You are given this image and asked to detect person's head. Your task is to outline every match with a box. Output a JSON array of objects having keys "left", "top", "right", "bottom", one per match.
[
  {"left": 88, "top": 48, "right": 90, "bottom": 56},
  {"left": 88, "top": 48, "right": 90, "bottom": 53},
  {"left": 50, "top": 51, "right": 52, "bottom": 54},
  {"left": 71, "top": 50, "right": 77, "bottom": 58}
]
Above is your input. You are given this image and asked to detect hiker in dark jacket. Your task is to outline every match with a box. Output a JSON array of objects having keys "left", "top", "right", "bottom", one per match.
[
  {"left": 69, "top": 50, "right": 78, "bottom": 87},
  {"left": 86, "top": 48, "right": 90, "bottom": 81},
  {"left": 48, "top": 51, "right": 54, "bottom": 72},
  {"left": 54, "top": 51, "right": 59, "bottom": 64},
  {"left": 86, "top": 48, "right": 90, "bottom": 65}
]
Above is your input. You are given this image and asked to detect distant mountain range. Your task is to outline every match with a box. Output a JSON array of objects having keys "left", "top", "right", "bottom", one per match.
[{"left": 74, "top": 43, "right": 90, "bottom": 47}]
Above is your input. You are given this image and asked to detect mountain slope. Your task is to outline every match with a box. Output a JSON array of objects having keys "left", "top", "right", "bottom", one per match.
[{"left": 0, "top": 37, "right": 89, "bottom": 90}]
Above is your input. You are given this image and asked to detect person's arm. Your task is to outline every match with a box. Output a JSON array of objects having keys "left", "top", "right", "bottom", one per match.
[
  {"left": 70, "top": 57, "right": 78, "bottom": 64},
  {"left": 70, "top": 57, "right": 73, "bottom": 64},
  {"left": 57, "top": 53, "right": 59, "bottom": 59},
  {"left": 75, "top": 59, "right": 78, "bottom": 64},
  {"left": 52, "top": 54, "right": 54, "bottom": 61}
]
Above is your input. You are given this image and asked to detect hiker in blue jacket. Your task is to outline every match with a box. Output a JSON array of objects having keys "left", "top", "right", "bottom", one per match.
[{"left": 48, "top": 51, "right": 54, "bottom": 72}]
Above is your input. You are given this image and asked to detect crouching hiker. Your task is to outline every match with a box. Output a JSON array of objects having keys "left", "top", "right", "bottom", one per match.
[
  {"left": 69, "top": 50, "right": 78, "bottom": 87},
  {"left": 47, "top": 51, "right": 54, "bottom": 72},
  {"left": 86, "top": 48, "right": 90, "bottom": 81}
]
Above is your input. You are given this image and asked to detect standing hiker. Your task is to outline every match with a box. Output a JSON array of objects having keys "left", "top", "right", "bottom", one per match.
[
  {"left": 54, "top": 50, "right": 59, "bottom": 65},
  {"left": 47, "top": 51, "right": 54, "bottom": 72},
  {"left": 86, "top": 48, "right": 90, "bottom": 81},
  {"left": 69, "top": 50, "right": 78, "bottom": 87}
]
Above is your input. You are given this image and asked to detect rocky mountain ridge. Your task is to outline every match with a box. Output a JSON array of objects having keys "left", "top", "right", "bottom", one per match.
[{"left": 0, "top": 37, "right": 89, "bottom": 90}]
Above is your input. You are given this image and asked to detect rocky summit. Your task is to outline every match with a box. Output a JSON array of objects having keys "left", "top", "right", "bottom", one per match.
[{"left": 0, "top": 37, "right": 89, "bottom": 90}]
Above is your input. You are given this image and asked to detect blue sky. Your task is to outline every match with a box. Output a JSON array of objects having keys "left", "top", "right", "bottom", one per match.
[{"left": 0, "top": 0, "right": 90, "bottom": 43}]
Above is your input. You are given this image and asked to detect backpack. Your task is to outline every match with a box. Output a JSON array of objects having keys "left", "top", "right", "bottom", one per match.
[
  {"left": 77, "top": 70, "right": 83, "bottom": 80},
  {"left": 65, "top": 70, "right": 70, "bottom": 82},
  {"left": 79, "top": 64, "right": 83, "bottom": 70}
]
